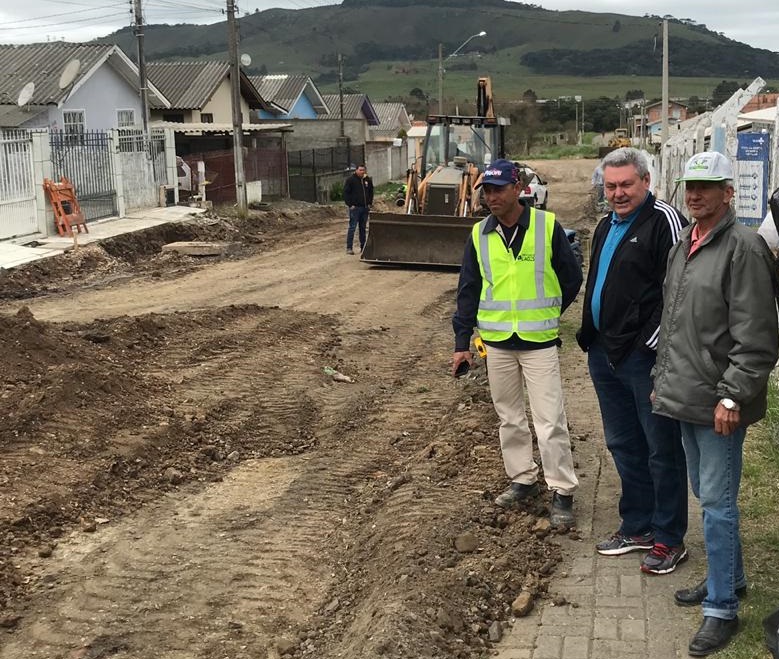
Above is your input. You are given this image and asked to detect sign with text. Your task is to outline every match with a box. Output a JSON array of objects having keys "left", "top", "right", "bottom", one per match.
[{"left": 736, "top": 132, "right": 770, "bottom": 226}]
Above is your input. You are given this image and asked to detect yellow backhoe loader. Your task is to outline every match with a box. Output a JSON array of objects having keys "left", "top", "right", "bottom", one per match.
[{"left": 361, "top": 78, "right": 509, "bottom": 267}]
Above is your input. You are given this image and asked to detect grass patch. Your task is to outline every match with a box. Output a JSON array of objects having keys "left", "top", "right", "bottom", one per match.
[{"left": 717, "top": 375, "right": 779, "bottom": 658}]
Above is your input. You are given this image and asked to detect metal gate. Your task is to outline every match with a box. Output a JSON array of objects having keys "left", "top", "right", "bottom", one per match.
[
  {"left": 288, "top": 145, "right": 365, "bottom": 203},
  {"left": 0, "top": 130, "right": 37, "bottom": 240},
  {"left": 50, "top": 130, "right": 118, "bottom": 221}
]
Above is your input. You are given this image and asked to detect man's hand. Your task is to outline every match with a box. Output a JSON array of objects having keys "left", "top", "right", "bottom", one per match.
[
  {"left": 714, "top": 401, "right": 741, "bottom": 436},
  {"left": 452, "top": 351, "right": 473, "bottom": 377}
]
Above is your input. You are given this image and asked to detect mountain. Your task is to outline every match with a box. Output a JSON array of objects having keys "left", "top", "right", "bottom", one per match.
[{"left": 100, "top": 0, "right": 779, "bottom": 88}]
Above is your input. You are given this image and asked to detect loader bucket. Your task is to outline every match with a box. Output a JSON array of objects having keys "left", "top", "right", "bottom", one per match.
[{"left": 361, "top": 212, "right": 478, "bottom": 267}]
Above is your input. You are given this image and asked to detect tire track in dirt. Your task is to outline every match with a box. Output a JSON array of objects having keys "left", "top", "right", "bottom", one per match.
[{"left": 1, "top": 261, "right": 466, "bottom": 658}]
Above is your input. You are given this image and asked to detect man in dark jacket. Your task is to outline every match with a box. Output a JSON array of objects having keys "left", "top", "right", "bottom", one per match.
[
  {"left": 343, "top": 164, "right": 373, "bottom": 255},
  {"left": 577, "top": 147, "right": 689, "bottom": 574},
  {"left": 653, "top": 151, "right": 779, "bottom": 656}
]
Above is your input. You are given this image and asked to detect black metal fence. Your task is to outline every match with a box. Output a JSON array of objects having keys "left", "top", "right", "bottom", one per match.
[
  {"left": 287, "top": 145, "right": 365, "bottom": 203},
  {"left": 50, "top": 130, "right": 117, "bottom": 221}
]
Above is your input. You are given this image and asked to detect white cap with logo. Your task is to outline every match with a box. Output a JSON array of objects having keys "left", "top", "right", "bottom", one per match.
[{"left": 676, "top": 151, "right": 734, "bottom": 182}]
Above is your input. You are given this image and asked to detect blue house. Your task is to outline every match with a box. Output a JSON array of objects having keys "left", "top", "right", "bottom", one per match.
[{"left": 250, "top": 74, "right": 329, "bottom": 120}]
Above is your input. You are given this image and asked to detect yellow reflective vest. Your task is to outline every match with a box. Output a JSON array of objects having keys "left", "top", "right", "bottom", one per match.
[{"left": 472, "top": 208, "right": 562, "bottom": 343}]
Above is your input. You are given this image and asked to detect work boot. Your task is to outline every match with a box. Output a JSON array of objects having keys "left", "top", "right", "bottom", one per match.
[
  {"left": 494, "top": 482, "right": 539, "bottom": 509},
  {"left": 550, "top": 492, "right": 575, "bottom": 528},
  {"left": 346, "top": 248, "right": 355, "bottom": 255}
]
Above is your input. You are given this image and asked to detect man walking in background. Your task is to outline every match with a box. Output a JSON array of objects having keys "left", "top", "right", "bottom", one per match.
[
  {"left": 576, "top": 147, "right": 689, "bottom": 574},
  {"left": 343, "top": 164, "right": 373, "bottom": 255},
  {"left": 452, "top": 159, "right": 582, "bottom": 528},
  {"left": 653, "top": 151, "right": 779, "bottom": 656}
]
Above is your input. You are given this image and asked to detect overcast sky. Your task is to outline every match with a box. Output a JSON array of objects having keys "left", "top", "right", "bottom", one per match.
[{"left": 1, "top": 0, "right": 777, "bottom": 53}]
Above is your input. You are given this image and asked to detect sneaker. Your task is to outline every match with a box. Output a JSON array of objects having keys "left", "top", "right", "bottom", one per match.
[
  {"left": 596, "top": 530, "right": 655, "bottom": 556},
  {"left": 641, "top": 542, "right": 688, "bottom": 575},
  {"left": 346, "top": 249, "right": 355, "bottom": 255},
  {"left": 494, "top": 482, "right": 539, "bottom": 508},
  {"left": 550, "top": 492, "right": 575, "bottom": 528}
]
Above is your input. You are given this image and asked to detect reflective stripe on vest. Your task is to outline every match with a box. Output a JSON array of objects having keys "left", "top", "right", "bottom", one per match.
[{"left": 473, "top": 208, "right": 562, "bottom": 341}]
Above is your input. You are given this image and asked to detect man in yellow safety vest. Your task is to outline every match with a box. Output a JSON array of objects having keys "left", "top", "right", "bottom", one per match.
[{"left": 452, "top": 159, "right": 582, "bottom": 527}]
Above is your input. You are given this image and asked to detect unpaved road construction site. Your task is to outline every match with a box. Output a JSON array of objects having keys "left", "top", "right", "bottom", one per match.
[{"left": 0, "top": 159, "right": 603, "bottom": 659}]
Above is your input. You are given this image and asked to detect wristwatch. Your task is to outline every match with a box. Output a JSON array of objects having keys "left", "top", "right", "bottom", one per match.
[{"left": 720, "top": 398, "right": 739, "bottom": 411}]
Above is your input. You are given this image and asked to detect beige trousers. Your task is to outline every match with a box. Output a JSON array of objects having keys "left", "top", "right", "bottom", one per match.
[{"left": 486, "top": 345, "right": 578, "bottom": 495}]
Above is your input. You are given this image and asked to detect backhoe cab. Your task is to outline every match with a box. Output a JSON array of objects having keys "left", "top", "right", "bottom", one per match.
[{"left": 360, "top": 77, "right": 509, "bottom": 267}]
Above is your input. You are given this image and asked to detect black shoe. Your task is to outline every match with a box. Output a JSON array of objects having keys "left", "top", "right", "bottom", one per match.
[
  {"left": 688, "top": 616, "right": 739, "bottom": 656},
  {"left": 550, "top": 492, "right": 575, "bottom": 528},
  {"left": 494, "top": 482, "right": 539, "bottom": 508},
  {"left": 674, "top": 578, "right": 748, "bottom": 607}
]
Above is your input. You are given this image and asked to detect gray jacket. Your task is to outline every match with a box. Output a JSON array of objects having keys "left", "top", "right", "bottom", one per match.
[{"left": 652, "top": 207, "right": 779, "bottom": 426}]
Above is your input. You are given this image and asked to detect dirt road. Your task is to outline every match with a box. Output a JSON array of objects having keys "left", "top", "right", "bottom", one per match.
[{"left": 0, "top": 159, "right": 602, "bottom": 659}]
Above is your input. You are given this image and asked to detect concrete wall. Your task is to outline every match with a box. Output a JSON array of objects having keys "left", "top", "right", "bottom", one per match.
[{"left": 280, "top": 119, "right": 369, "bottom": 150}]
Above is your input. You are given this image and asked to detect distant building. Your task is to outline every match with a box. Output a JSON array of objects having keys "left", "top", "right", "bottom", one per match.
[{"left": 740, "top": 93, "right": 779, "bottom": 114}]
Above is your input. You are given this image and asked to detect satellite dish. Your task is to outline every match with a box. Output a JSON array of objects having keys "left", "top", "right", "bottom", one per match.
[
  {"left": 17, "top": 81, "right": 35, "bottom": 107},
  {"left": 240, "top": 53, "right": 251, "bottom": 67},
  {"left": 58, "top": 59, "right": 81, "bottom": 90}
]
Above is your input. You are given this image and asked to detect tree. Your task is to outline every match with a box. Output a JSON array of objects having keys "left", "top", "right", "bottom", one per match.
[
  {"left": 625, "top": 89, "right": 645, "bottom": 101},
  {"left": 521, "top": 88, "right": 538, "bottom": 103},
  {"left": 409, "top": 87, "right": 427, "bottom": 101},
  {"left": 712, "top": 80, "right": 741, "bottom": 106}
]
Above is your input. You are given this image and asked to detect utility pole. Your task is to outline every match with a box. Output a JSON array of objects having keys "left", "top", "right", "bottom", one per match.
[
  {"left": 133, "top": 0, "right": 149, "bottom": 134},
  {"left": 226, "top": 0, "right": 247, "bottom": 213},
  {"left": 338, "top": 53, "right": 345, "bottom": 138},
  {"left": 437, "top": 44, "right": 443, "bottom": 114},
  {"left": 661, "top": 19, "right": 669, "bottom": 148}
]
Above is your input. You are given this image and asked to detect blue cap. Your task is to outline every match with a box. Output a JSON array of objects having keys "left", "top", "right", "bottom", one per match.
[{"left": 477, "top": 159, "right": 519, "bottom": 188}]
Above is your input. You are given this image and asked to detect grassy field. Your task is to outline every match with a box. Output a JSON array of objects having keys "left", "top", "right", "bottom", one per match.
[
  {"left": 716, "top": 377, "right": 779, "bottom": 659},
  {"left": 334, "top": 59, "right": 779, "bottom": 108}
]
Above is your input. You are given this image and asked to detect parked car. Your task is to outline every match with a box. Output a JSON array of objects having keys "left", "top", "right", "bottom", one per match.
[{"left": 514, "top": 162, "right": 548, "bottom": 209}]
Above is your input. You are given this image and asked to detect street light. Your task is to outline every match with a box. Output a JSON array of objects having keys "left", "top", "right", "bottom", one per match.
[{"left": 438, "top": 31, "right": 486, "bottom": 114}]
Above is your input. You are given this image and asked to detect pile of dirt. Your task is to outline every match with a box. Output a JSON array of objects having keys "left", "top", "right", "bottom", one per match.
[{"left": 0, "top": 201, "right": 341, "bottom": 302}]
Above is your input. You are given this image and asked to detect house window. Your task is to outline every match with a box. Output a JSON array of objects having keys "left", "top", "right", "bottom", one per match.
[
  {"left": 63, "top": 110, "right": 85, "bottom": 143},
  {"left": 117, "top": 109, "right": 136, "bottom": 128},
  {"left": 201, "top": 113, "right": 214, "bottom": 124}
]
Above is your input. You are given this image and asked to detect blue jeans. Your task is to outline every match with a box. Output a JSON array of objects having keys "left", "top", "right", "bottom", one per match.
[
  {"left": 347, "top": 206, "right": 369, "bottom": 250},
  {"left": 681, "top": 421, "right": 746, "bottom": 620},
  {"left": 588, "top": 340, "right": 687, "bottom": 545}
]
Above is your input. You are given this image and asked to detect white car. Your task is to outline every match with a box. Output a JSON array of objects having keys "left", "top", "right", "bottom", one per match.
[{"left": 514, "top": 163, "right": 548, "bottom": 210}]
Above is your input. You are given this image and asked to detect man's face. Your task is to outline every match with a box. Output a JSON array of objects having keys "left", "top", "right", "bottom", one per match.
[
  {"left": 684, "top": 181, "right": 734, "bottom": 224},
  {"left": 603, "top": 164, "right": 650, "bottom": 218},
  {"left": 482, "top": 182, "right": 520, "bottom": 219},
  {"left": 356, "top": 166, "right": 366, "bottom": 178}
]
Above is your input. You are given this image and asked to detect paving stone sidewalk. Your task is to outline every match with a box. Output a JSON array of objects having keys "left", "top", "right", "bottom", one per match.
[{"left": 496, "top": 442, "right": 706, "bottom": 659}]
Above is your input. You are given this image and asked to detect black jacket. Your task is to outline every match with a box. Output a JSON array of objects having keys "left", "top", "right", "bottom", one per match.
[
  {"left": 453, "top": 204, "right": 583, "bottom": 352},
  {"left": 344, "top": 173, "right": 374, "bottom": 208},
  {"left": 577, "top": 193, "right": 687, "bottom": 366}
]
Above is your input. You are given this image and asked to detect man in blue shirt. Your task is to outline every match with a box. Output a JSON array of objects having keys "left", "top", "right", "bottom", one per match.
[{"left": 577, "top": 148, "right": 689, "bottom": 574}]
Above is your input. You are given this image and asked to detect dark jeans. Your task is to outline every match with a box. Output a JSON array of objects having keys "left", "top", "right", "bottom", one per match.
[
  {"left": 347, "top": 206, "right": 369, "bottom": 250},
  {"left": 588, "top": 339, "right": 687, "bottom": 545}
]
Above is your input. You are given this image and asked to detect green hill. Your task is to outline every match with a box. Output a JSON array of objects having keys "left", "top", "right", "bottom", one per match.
[{"left": 100, "top": 0, "right": 779, "bottom": 103}]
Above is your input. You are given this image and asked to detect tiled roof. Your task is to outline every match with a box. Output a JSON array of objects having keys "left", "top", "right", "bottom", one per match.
[
  {"left": 372, "top": 102, "right": 410, "bottom": 129},
  {"left": 321, "top": 94, "right": 380, "bottom": 125},
  {"left": 249, "top": 74, "right": 328, "bottom": 114},
  {"left": 0, "top": 104, "right": 48, "bottom": 128},
  {"left": 147, "top": 61, "right": 272, "bottom": 112},
  {"left": 0, "top": 42, "right": 116, "bottom": 106},
  {"left": 147, "top": 61, "right": 230, "bottom": 110}
]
